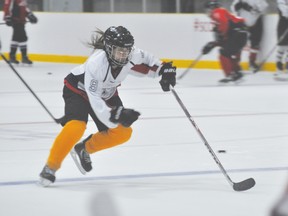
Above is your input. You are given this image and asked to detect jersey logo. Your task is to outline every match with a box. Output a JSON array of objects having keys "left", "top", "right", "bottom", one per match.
[{"left": 89, "top": 79, "right": 98, "bottom": 92}]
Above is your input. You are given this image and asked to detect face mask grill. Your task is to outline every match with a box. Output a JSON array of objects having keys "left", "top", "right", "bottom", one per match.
[{"left": 106, "top": 45, "right": 133, "bottom": 66}]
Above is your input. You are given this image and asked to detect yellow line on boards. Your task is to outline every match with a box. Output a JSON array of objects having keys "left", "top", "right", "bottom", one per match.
[{"left": 0, "top": 53, "right": 275, "bottom": 72}]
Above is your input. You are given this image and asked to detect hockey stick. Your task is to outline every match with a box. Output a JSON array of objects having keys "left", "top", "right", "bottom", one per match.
[
  {"left": 0, "top": 53, "right": 64, "bottom": 124},
  {"left": 170, "top": 86, "right": 256, "bottom": 191},
  {"left": 177, "top": 53, "right": 203, "bottom": 80},
  {"left": 254, "top": 28, "right": 288, "bottom": 73}
]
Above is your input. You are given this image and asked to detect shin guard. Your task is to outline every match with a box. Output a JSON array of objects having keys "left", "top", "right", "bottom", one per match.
[
  {"left": 249, "top": 50, "right": 258, "bottom": 65},
  {"left": 47, "top": 120, "right": 86, "bottom": 170},
  {"left": 86, "top": 125, "right": 132, "bottom": 154},
  {"left": 232, "top": 52, "right": 242, "bottom": 72},
  {"left": 219, "top": 54, "right": 233, "bottom": 76}
]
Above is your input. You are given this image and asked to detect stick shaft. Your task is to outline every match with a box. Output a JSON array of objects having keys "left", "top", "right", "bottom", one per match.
[
  {"left": 170, "top": 86, "right": 234, "bottom": 187},
  {"left": 177, "top": 53, "right": 203, "bottom": 80},
  {"left": 256, "top": 28, "right": 288, "bottom": 72},
  {"left": 1, "top": 53, "right": 60, "bottom": 123}
]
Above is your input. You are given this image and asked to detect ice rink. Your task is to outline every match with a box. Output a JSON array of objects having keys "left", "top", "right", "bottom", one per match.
[{"left": 0, "top": 61, "right": 288, "bottom": 216}]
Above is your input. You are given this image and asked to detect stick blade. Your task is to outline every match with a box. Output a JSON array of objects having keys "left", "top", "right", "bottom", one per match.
[{"left": 233, "top": 178, "right": 256, "bottom": 191}]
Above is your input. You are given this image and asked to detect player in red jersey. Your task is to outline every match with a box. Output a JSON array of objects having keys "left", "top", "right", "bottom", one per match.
[
  {"left": 202, "top": 0, "right": 248, "bottom": 83},
  {"left": 3, "top": 0, "right": 37, "bottom": 65}
]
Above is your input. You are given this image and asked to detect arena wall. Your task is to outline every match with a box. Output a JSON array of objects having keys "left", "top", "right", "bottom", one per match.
[{"left": 0, "top": 12, "right": 278, "bottom": 71}]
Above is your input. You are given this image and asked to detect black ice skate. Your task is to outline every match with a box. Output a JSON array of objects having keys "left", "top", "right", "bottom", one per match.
[
  {"left": 231, "top": 71, "right": 243, "bottom": 82},
  {"left": 249, "top": 62, "right": 259, "bottom": 72},
  {"left": 218, "top": 71, "right": 243, "bottom": 83},
  {"left": 274, "top": 62, "right": 284, "bottom": 76},
  {"left": 218, "top": 76, "right": 232, "bottom": 83},
  {"left": 22, "top": 56, "right": 33, "bottom": 65},
  {"left": 9, "top": 56, "right": 19, "bottom": 65},
  {"left": 38, "top": 165, "right": 56, "bottom": 187},
  {"left": 70, "top": 135, "right": 92, "bottom": 175}
]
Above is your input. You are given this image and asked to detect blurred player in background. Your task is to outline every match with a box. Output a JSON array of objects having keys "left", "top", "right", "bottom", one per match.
[
  {"left": 275, "top": 0, "right": 288, "bottom": 77},
  {"left": 38, "top": 26, "right": 177, "bottom": 187},
  {"left": 231, "top": 0, "right": 268, "bottom": 72},
  {"left": 271, "top": 182, "right": 288, "bottom": 216},
  {"left": 3, "top": 0, "right": 38, "bottom": 65},
  {"left": 202, "top": 0, "right": 248, "bottom": 83}
]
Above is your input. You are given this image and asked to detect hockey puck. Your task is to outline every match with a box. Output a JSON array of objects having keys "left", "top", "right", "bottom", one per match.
[
  {"left": 217, "top": 150, "right": 226, "bottom": 153},
  {"left": 47, "top": 72, "right": 52, "bottom": 75}
]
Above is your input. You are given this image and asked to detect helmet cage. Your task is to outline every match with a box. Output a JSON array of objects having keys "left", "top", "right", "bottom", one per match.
[{"left": 105, "top": 44, "right": 133, "bottom": 67}]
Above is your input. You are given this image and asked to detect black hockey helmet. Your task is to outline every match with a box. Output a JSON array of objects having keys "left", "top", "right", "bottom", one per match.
[
  {"left": 104, "top": 26, "right": 134, "bottom": 67},
  {"left": 204, "top": 0, "right": 221, "bottom": 10}
]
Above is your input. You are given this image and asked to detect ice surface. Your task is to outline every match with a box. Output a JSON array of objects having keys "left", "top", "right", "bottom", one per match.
[{"left": 0, "top": 61, "right": 287, "bottom": 216}]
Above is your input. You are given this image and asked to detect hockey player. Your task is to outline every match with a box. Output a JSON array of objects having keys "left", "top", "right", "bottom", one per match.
[
  {"left": 3, "top": 0, "right": 38, "bottom": 65},
  {"left": 270, "top": 183, "right": 288, "bottom": 216},
  {"left": 38, "top": 26, "right": 177, "bottom": 186},
  {"left": 275, "top": 0, "right": 288, "bottom": 77},
  {"left": 202, "top": 0, "right": 248, "bottom": 83},
  {"left": 231, "top": 0, "right": 268, "bottom": 72}
]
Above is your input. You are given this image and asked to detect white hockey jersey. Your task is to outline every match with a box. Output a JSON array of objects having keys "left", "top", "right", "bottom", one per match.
[
  {"left": 70, "top": 47, "right": 162, "bottom": 128},
  {"left": 278, "top": 0, "right": 288, "bottom": 18},
  {"left": 231, "top": 0, "right": 268, "bottom": 27}
]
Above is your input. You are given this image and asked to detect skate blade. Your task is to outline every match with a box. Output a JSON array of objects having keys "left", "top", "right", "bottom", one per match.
[
  {"left": 70, "top": 149, "right": 87, "bottom": 175},
  {"left": 218, "top": 78, "right": 245, "bottom": 86},
  {"left": 218, "top": 78, "right": 232, "bottom": 84},
  {"left": 218, "top": 81, "right": 232, "bottom": 86},
  {"left": 274, "top": 76, "right": 288, "bottom": 82},
  {"left": 21, "top": 63, "right": 33, "bottom": 67},
  {"left": 233, "top": 78, "right": 245, "bottom": 84},
  {"left": 10, "top": 62, "right": 20, "bottom": 66},
  {"left": 37, "top": 177, "right": 53, "bottom": 187}
]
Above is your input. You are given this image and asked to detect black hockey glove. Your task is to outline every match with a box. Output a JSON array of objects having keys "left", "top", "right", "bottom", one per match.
[
  {"left": 202, "top": 41, "right": 217, "bottom": 55},
  {"left": 110, "top": 106, "right": 141, "bottom": 127},
  {"left": 4, "top": 16, "right": 12, "bottom": 26},
  {"left": 159, "top": 62, "right": 176, "bottom": 92},
  {"left": 27, "top": 12, "right": 38, "bottom": 24}
]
